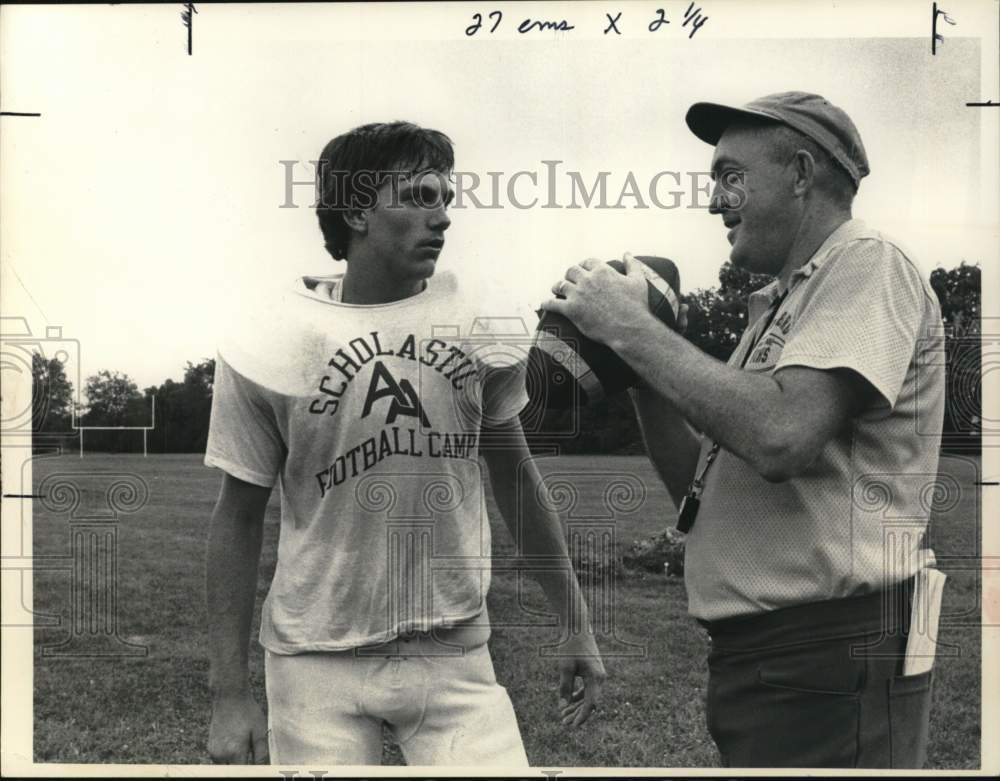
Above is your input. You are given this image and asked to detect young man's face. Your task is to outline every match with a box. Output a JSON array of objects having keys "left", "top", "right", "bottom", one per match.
[
  {"left": 708, "top": 125, "right": 801, "bottom": 277},
  {"left": 362, "top": 169, "right": 455, "bottom": 286}
]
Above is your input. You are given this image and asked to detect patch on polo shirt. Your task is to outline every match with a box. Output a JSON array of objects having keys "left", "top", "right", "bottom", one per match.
[{"left": 746, "top": 311, "right": 794, "bottom": 371}]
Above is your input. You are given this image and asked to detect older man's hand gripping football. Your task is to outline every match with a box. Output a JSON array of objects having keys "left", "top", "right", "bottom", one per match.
[{"left": 541, "top": 253, "right": 662, "bottom": 350}]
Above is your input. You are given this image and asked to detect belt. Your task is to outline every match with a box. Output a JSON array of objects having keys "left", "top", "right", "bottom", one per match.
[
  {"left": 698, "top": 578, "right": 916, "bottom": 652},
  {"left": 353, "top": 619, "right": 492, "bottom": 657}
]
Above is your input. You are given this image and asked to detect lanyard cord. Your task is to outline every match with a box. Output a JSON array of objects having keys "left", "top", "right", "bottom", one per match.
[{"left": 691, "top": 289, "right": 790, "bottom": 489}]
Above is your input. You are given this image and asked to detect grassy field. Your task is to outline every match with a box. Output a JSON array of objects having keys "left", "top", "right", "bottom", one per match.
[{"left": 29, "top": 452, "right": 982, "bottom": 768}]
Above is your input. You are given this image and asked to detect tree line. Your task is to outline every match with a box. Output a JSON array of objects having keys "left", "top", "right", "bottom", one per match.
[
  {"left": 32, "top": 262, "right": 981, "bottom": 454},
  {"left": 31, "top": 358, "right": 216, "bottom": 453}
]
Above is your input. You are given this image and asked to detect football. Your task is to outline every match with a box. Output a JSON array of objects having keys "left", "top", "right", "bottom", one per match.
[{"left": 528, "top": 256, "right": 682, "bottom": 409}]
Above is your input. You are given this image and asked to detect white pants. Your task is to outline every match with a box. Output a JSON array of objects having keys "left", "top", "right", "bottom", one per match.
[{"left": 265, "top": 637, "right": 529, "bottom": 767}]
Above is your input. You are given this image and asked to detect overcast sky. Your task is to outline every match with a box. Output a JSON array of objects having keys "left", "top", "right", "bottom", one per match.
[{"left": 2, "top": 2, "right": 997, "bottom": 395}]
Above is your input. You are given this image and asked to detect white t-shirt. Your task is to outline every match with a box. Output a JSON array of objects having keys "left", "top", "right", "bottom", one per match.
[
  {"left": 684, "top": 220, "right": 946, "bottom": 621},
  {"left": 205, "top": 271, "right": 534, "bottom": 653}
]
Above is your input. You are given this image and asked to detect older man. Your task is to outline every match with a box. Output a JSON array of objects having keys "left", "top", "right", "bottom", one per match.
[{"left": 542, "top": 92, "right": 945, "bottom": 768}]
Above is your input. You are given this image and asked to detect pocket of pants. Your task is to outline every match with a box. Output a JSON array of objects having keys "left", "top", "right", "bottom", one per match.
[
  {"left": 753, "top": 668, "right": 862, "bottom": 768},
  {"left": 888, "top": 670, "right": 933, "bottom": 769},
  {"left": 426, "top": 641, "right": 496, "bottom": 684}
]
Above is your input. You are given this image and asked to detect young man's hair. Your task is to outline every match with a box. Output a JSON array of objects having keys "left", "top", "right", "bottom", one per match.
[{"left": 315, "top": 121, "right": 455, "bottom": 260}]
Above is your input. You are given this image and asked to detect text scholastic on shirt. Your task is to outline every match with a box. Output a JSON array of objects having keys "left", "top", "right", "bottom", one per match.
[{"left": 205, "top": 271, "right": 536, "bottom": 653}]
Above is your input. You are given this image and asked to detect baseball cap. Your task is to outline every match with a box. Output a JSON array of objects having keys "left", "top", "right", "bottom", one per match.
[{"left": 685, "top": 91, "right": 870, "bottom": 188}]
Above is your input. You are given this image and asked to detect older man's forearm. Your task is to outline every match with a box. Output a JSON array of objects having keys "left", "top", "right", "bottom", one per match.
[{"left": 611, "top": 314, "right": 802, "bottom": 479}]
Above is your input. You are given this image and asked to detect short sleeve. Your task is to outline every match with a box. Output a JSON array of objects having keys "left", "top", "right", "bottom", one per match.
[
  {"left": 472, "top": 307, "right": 536, "bottom": 425},
  {"left": 775, "top": 239, "right": 925, "bottom": 410},
  {"left": 481, "top": 358, "right": 529, "bottom": 424},
  {"left": 204, "top": 353, "right": 286, "bottom": 486}
]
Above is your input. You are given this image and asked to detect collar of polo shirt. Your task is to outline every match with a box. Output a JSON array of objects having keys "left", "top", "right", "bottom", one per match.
[
  {"left": 795, "top": 219, "right": 870, "bottom": 290},
  {"left": 749, "top": 219, "right": 870, "bottom": 318}
]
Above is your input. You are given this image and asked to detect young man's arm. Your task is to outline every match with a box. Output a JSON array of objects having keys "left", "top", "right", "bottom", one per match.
[
  {"left": 480, "top": 416, "right": 606, "bottom": 728},
  {"left": 628, "top": 299, "right": 703, "bottom": 509},
  {"left": 630, "top": 386, "right": 702, "bottom": 510},
  {"left": 206, "top": 474, "right": 271, "bottom": 764}
]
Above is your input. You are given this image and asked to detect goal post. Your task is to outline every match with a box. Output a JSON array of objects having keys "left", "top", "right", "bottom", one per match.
[{"left": 74, "top": 396, "right": 156, "bottom": 457}]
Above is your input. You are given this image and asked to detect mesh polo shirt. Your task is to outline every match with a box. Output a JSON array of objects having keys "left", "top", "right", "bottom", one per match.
[{"left": 684, "top": 220, "right": 946, "bottom": 621}]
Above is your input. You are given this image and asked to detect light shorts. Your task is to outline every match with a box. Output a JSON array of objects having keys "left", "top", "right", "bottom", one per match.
[{"left": 264, "top": 634, "right": 529, "bottom": 767}]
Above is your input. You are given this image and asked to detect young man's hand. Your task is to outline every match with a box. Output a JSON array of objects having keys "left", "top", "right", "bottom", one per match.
[
  {"left": 208, "top": 690, "right": 269, "bottom": 764},
  {"left": 557, "top": 631, "right": 606, "bottom": 728}
]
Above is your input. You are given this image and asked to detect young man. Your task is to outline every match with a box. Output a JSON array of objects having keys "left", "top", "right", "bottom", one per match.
[
  {"left": 205, "top": 122, "right": 604, "bottom": 766},
  {"left": 544, "top": 93, "right": 945, "bottom": 768}
]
